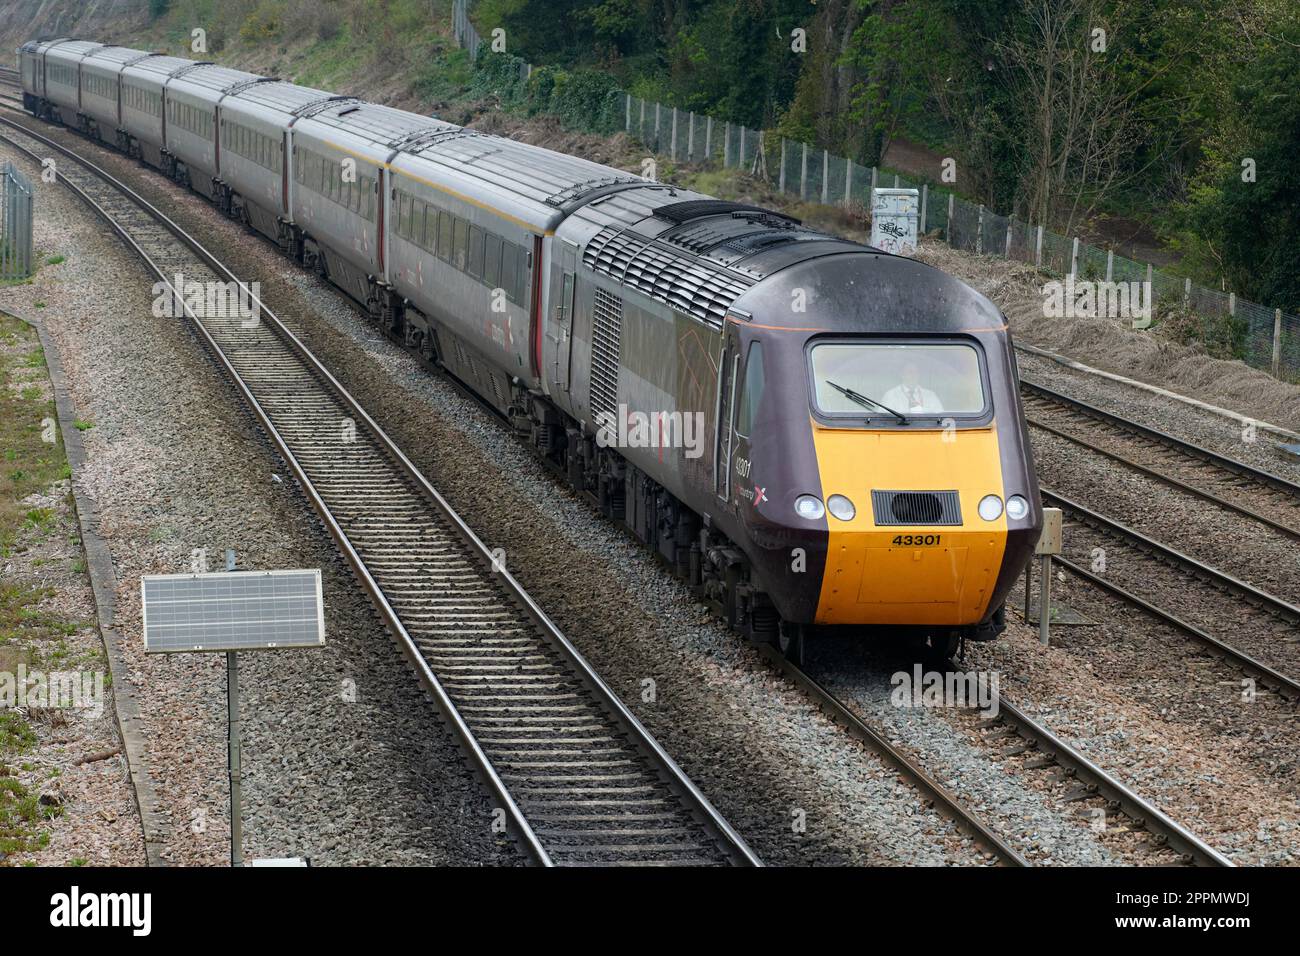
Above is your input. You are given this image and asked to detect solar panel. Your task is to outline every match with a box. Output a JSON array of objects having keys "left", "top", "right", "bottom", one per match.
[{"left": 141, "top": 570, "right": 325, "bottom": 653}]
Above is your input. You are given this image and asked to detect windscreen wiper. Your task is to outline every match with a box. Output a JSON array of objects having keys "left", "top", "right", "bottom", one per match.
[{"left": 826, "top": 380, "right": 909, "bottom": 423}]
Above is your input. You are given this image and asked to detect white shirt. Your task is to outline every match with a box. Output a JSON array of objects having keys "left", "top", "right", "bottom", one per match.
[{"left": 880, "top": 384, "right": 945, "bottom": 414}]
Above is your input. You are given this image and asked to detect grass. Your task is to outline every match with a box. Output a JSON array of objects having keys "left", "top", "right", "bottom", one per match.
[
  {"left": 0, "top": 317, "right": 66, "bottom": 560},
  {"left": 0, "top": 776, "right": 57, "bottom": 856},
  {"left": 44, "top": 256, "right": 65, "bottom": 266}
]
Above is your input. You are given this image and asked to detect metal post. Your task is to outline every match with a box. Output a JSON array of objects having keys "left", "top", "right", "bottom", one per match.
[
  {"left": 687, "top": 112, "right": 695, "bottom": 162},
  {"left": 1070, "top": 236, "right": 1080, "bottom": 278},
  {"left": 224, "top": 546, "right": 242, "bottom": 867},
  {"left": 779, "top": 138, "right": 787, "bottom": 193},
  {"left": 976, "top": 205, "right": 984, "bottom": 255},
  {"left": 947, "top": 193, "right": 954, "bottom": 241},
  {"left": 893, "top": 174, "right": 899, "bottom": 188},
  {"left": 639, "top": 98, "right": 646, "bottom": 141},
  {"left": 1184, "top": 277, "right": 1191, "bottom": 305},
  {"left": 1273, "top": 309, "right": 1283, "bottom": 378},
  {"left": 1038, "top": 555, "right": 1052, "bottom": 646},
  {"left": 920, "top": 184, "right": 928, "bottom": 233},
  {"left": 1105, "top": 249, "right": 1114, "bottom": 282},
  {"left": 1035, "top": 225, "right": 1043, "bottom": 269},
  {"left": 704, "top": 116, "right": 712, "bottom": 160},
  {"left": 870, "top": 166, "right": 878, "bottom": 195},
  {"left": 800, "top": 143, "right": 808, "bottom": 201},
  {"left": 653, "top": 102, "right": 660, "bottom": 151},
  {"left": 1004, "top": 225, "right": 1013, "bottom": 258},
  {"left": 1229, "top": 291, "right": 1236, "bottom": 317},
  {"left": 1146, "top": 263, "right": 1153, "bottom": 302},
  {"left": 670, "top": 108, "right": 678, "bottom": 160},
  {"left": 625, "top": 94, "right": 631, "bottom": 133},
  {"left": 844, "top": 162, "right": 853, "bottom": 209},
  {"left": 723, "top": 123, "right": 731, "bottom": 167},
  {"left": 227, "top": 650, "right": 242, "bottom": 867},
  {"left": 739, "top": 126, "right": 745, "bottom": 168},
  {"left": 821, "top": 149, "right": 829, "bottom": 205}
]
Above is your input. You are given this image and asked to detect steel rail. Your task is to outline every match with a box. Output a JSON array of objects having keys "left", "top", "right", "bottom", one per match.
[
  {"left": 1041, "top": 487, "right": 1300, "bottom": 699},
  {"left": 989, "top": 697, "right": 1235, "bottom": 867},
  {"left": 1021, "top": 379, "right": 1300, "bottom": 540},
  {"left": 757, "top": 645, "right": 1030, "bottom": 867},
  {"left": 0, "top": 114, "right": 760, "bottom": 867}
]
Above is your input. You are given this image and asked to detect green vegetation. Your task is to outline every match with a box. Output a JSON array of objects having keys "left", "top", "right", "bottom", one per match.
[{"left": 44, "top": 256, "right": 64, "bottom": 266}]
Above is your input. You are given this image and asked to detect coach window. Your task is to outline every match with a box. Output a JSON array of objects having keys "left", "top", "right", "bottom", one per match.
[
  {"left": 453, "top": 218, "right": 469, "bottom": 271},
  {"left": 467, "top": 226, "right": 485, "bottom": 279},
  {"left": 735, "top": 341, "right": 765, "bottom": 438},
  {"left": 484, "top": 234, "right": 502, "bottom": 290},
  {"left": 500, "top": 243, "right": 517, "bottom": 301},
  {"left": 437, "top": 212, "right": 452, "bottom": 261}
]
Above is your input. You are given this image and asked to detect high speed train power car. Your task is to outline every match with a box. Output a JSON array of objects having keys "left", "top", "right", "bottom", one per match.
[{"left": 20, "top": 37, "right": 1042, "bottom": 659}]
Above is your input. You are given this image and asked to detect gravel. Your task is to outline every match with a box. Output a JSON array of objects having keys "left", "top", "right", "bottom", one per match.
[{"left": 0, "top": 140, "right": 519, "bottom": 867}]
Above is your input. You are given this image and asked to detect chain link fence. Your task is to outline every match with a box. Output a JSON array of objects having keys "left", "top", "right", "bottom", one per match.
[
  {"left": 1, "top": 161, "right": 33, "bottom": 280},
  {"left": 454, "top": 0, "right": 1300, "bottom": 384}
]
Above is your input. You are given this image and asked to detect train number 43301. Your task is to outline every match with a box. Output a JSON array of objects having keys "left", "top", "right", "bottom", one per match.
[{"left": 891, "top": 534, "right": 942, "bottom": 546}]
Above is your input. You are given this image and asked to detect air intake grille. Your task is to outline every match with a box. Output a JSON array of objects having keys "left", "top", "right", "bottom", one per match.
[
  {"left": 590, "top": 287, "right": 623, "bottom": 421},
  {"left": 583, "top": 227, "right": 750, "bottom": 329},
  {"left": 871, "top": 490, "right": 962, "bottom": 526}
]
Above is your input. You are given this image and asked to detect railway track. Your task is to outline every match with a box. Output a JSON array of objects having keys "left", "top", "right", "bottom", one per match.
[
  {"left": 1040, "top": 487, "right": 1300, "bottom": 698},
  {"left": 977, "top": 697, "right": 1234, "bottom": 866},
  {"left": 757, "top": 646, "right": 1029, "bottom": 867},
  {"left": 1022, "top": 379, "right": 1300, "bottom": 541},
  {"left": 0, "top": 115, "right": 760, "bottom": 867},
  {"left": 780, "top": 648, "right": 1233, "bottom": 867}
]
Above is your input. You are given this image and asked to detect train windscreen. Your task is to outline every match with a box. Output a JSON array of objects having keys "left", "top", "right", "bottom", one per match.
[{"left": 809, "top": 342, "right": 985, "bottom": 419}]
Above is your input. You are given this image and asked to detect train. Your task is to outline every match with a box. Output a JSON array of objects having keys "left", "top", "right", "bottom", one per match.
[{"left": 19, "top": 37, "right": 1042, "bottom": 661}]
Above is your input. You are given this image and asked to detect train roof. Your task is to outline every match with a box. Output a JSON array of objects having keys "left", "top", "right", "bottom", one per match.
[
  {"left": 82, "top": 46, "right": 156, "bottom": 67},
  {"left": 227, "top": 80, "right": 336, "bottom": 116},
  {"left": 44, "top": 40, "right": 104, "bottom": 58},
  {"left": 168, "top": 63, "right": 264, "bottom": 96},
  {"left": 124, "top": 54, "right": 200, "bottom": 78}
]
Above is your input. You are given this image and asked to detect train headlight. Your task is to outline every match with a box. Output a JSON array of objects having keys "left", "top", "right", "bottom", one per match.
[
  {"left": 978, "top": 494, "right": 1003, "bottom": 521},
  {"left": 795, "top": 495, "right": 826, "bottom": 520},
  {"left": 1006, "top": 495, "right": 1030, "bottom": 521},
  {"left": 827, "top": 494, "right": 856, "bottom": 521}
]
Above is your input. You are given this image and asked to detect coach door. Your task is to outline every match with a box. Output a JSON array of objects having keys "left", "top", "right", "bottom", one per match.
[
  {"left": 714, "top": 329, "right": 740, "bottom": 502},
  {"left": 550, "top": 238, "right": 578, "bottom": 392}
]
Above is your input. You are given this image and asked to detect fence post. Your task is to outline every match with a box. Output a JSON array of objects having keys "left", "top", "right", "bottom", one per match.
[
  {"left": 1035, "top": 225, "right": 1043, "bottom": 268},
  {"left": 1184, "top": 277, "right": 1191, "bottom": 306},
  {"left": 1004, "top": 224, "right": 1013, "bottom": 258},
  {"left": 704, "top": 116, "right": 712, "bottom": 160},
  {"left": 687, "top": 112, "right": 695, "bottom": 162},
  {"left": 653, "top": 102, "right": 660, "bottom": 152},
  {"left": 800, "top": 143, "right": 808, "bottom": 201},
  {"left": 976, "top": 204, "right": 984, "bottom": 255},
  {"left": 821, "top": 150, "right": 829, "bottom": 205},
  {"left": 844, "top": 162, "right": 853, "bottom": 209},
  {"left": 947, "top": 193, "right": 954, "bottom": 242},
  {"left": 639, "top": 99, "right": 646, "bottom": 141},
  {"left": 919, "top": 184, "right": 928, "bottom": 233},
  {"left": 1273, "top": 310, "right": 1283, "bottom": 378},
  {"left": 871, "top": 166, "right": 878, "bottom": 195},
  {"left": 1146, "top": 263, "right": 1154, "bottom": 305},
  {"left": 625, "top": 94, "right": 631, "bottom": 133},
  {"left": 779, "top": 138, "right": 787, "bottom": 193},
  {"left": 1070, "top": 237, "right": 1079, "bottom": 278},
  {"left": 1229, "top": 291, "right": 1236, "bottom": 317},
  {"left": 670, "top": 108, "right": 678, "bottom": 160},
  {"left": 723, "top": 123, "right": 731, "bottom": 167},
  {"left": 894, "top": 174, "right": 900, "bottom": 188},
  {"left": 739, "top": 125, "right": 746, "bottom": 168},
  {"left": 1105, "top": 249, "right": 1114, "bottom": 282}
]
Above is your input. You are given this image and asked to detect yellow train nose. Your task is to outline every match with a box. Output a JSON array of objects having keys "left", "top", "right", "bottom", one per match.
[{"left": 809, "top": 423, "right": 1008, "bottom": 626}]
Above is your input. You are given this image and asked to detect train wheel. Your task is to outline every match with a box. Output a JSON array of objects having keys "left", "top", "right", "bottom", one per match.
[
  {"left": 916, "top": 631, "right": 960, "bottom": 666},
  {"left": 777, "top": 622, "right": 807, "bottom": 666}
]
